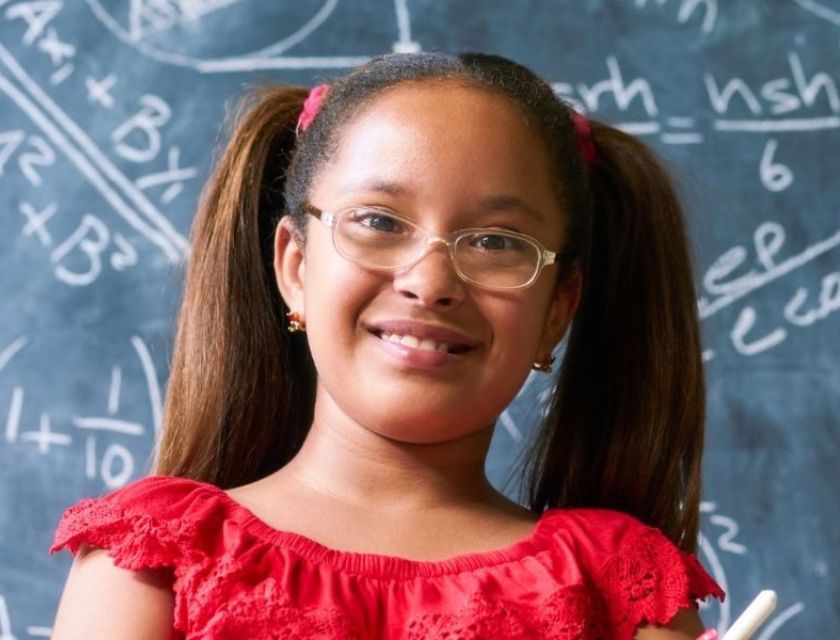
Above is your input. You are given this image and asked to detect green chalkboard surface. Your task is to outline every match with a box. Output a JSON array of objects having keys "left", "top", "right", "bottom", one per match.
[{"left": 1, "top": 1, "right": 837, "bottom": 636}]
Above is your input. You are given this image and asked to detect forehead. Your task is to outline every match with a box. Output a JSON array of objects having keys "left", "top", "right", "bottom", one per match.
[{"left": 312, "top": 81, "right": 563, "bottom": 229}]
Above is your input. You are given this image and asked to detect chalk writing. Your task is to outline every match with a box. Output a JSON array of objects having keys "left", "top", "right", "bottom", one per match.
[
  {"left": 0, "top": 131, "right": 54, "bottom": 184},
  {"left": 84, "top": 73, "right": 116, "bottom": 109},
  {"left": 1, "top": 336, "right": 161, "bottom": 483},
  {"left": 0, "top": 593, "right": 17, "bottom": 640},
  {"left": 85, "top": 0, "right": 368, "bottom": 72},
  {"left": 0, "top": 37, "right": 188, "bottom": 261},
  {"left": 706, "top": 52, "right": 839, "bottom": 118},
  {"left": 630, "top": 0, "right": 718, "bottom": 34},
  {"left": 698, "top": 503, "right": 806, "bottom": 638},
  {"left": 112, "top": 95, "right": 171, "bottom": 163},
  {"left": 699, "top": 220, "right": 840, "bottom": 356},
  {"left": 760, "top": 139, "right": 794, "bottom": 192},
  {"left": 0, "top": 592, "right": 51, "bottom": 638},
  {"left": 792, "top": 0, "right": 840, "bottom": 27},
  {"left": 551, "top": 50, "right": 840, "bottom": 195}
]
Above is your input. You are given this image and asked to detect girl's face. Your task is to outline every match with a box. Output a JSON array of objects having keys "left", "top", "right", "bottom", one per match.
[{"left": 275, "top": 81, "right": 581, "bottom": 444}]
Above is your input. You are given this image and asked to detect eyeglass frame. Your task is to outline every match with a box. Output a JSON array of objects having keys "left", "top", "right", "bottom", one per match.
[{"left": 301, "top": 202, "right": 572, "bottom": 290}]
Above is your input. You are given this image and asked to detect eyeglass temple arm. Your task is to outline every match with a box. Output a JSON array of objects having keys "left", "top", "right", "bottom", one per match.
[
  {"left": 302, "top": 203, "right": 335, "bottom": 226},
  {"left": 543, "top": 248, "right": 577, "bottom": 270},
  {"left": 542, "top": 250, "right": 557, "bottom": 266}
]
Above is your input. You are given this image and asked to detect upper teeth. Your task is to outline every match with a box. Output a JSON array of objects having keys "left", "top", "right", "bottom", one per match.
[{"left": 380, "top": 333, "right": 453, "bottom": 353}]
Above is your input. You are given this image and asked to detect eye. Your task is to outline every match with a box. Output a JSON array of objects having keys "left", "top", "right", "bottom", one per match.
[
  {"left": 467, "top": 232, "right": 527, "bottom": 252},
  {"left": 348, "top": 208, "right": 406, "bottom": 233}
]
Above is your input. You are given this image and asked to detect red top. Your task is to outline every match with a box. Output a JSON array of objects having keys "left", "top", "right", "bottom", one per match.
[{"left": 50, "top": 475, "right": 724, "bottom": 639}]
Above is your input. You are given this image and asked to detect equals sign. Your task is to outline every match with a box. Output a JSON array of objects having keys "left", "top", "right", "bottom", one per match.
[{"left": 660, "top": 117, "right": 704, "bottom": 144}]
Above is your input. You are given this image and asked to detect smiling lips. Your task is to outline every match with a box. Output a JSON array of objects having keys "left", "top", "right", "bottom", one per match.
[
  {"left": 366, "top": 320, "right": 479, "bottom": 364},
  {"left": 379, "top": 332, "right": 460, "bottom": 354}
]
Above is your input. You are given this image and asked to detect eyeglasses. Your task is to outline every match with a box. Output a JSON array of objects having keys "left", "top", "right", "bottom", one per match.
[{"left": 303, "top": 203, "right": 569, "bottom": 290}]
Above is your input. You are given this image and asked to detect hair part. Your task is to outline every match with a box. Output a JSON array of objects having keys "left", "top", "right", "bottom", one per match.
[{"left": 155, "top": 52, "right": 706, "bottom": 552}]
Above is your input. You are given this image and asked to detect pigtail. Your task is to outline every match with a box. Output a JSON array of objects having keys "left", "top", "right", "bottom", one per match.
[
  {"left": 525, "top": 121, "right": 706, "bottom": 552},
  {"left": 154, "top": 85, "right": 316, "bottom": 488}
]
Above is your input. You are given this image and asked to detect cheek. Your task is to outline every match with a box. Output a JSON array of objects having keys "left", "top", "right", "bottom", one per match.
[
  {"left": 301, "top": 242, "right": 379, "bottom": 358},
  {"left": 486, "top": 292, "right": 551, "bottom": 360}
]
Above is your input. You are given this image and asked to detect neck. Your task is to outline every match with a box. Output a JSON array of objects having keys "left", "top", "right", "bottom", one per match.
[{"left": 279, "top": 389, "right": 502, "bottom": 514}]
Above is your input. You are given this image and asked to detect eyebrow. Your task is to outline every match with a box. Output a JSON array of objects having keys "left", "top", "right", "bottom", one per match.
[
  {"left": 476, "top": 194, "right": 545, "bottom": 223},
  {"left": 338, "top": 179, "right": 410, "bottom": 198},
  {"left": 338, "top": 179, "right": 545, "bottom": 223}
]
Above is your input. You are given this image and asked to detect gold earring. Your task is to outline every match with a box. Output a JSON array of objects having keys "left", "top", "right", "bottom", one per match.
[
  {"left": 532, "top": 354, "right": 555, "bottom": 373},
  {"left": 286, "top": 311, "right": 306, "bottom": 333}
]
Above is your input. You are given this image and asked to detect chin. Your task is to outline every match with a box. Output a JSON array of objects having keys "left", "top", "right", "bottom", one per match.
[{"left": 366, "top": 414, "right": 494, "bottom": 446}]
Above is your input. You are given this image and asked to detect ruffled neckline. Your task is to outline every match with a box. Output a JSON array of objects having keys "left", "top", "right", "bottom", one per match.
[{"left": 193, "top": 478, "right": 564, "bottom": 579}]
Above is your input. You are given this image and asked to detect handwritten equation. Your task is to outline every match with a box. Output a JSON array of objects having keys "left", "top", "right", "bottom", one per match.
[
  {"left": 699, "top": 220, "right": 839, "bottom": 358},
  {"left": 0, "top": 334, "right": 161, "bottom": 488},
  {"left": 1, "top": 1, "right": 190, "bottom": 292},
  {"left": 547, "top": 49, "right": 840, "bottom": 359},
  {"left": 553, "top": 50, "right": 838, "bottom": 184}
]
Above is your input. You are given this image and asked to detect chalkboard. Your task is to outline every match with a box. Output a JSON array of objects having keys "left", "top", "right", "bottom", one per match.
[{"left": 1, "top": 1, "right": 838, "bottom": 637}]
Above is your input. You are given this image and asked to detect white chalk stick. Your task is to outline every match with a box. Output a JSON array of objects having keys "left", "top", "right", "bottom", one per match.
[{"left": 721, "top": 590, "right": 778, "bottom": 640}]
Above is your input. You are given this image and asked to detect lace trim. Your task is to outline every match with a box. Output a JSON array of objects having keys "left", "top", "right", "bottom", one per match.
[
  {"left": 51, "top": 498, "right": 210, "bottom": 633},
  {"left": 199, "top": 578, "right": 362, "bottom": 639},
  {"left": 596, "top": 527, "right": 720, "bottom": 638},
  {"left": 51, "top": 500, "right": 361, "bottom": 638},
  {"left": 50, "top": 498, "right": 200, "bottom": 571},
  {"left": 404, "top": 585, "right": 607, "bottom": 640}
]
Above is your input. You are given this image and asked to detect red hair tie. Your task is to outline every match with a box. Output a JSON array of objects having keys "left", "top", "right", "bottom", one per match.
[
  {"left": 570, "top": 111, "right": 596, "bottom": 166},
  {"left": 296, "top": 84, "right": 330, "bottom": 134}
]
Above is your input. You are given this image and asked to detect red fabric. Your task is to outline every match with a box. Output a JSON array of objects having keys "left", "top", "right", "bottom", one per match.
[{"left": 50, "top": 475, "right": 724, "bottom": 639}]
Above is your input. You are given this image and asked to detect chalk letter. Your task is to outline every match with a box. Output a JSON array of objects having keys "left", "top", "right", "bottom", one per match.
[
  {"left": 705, "top": 74, "right": 762, "bottom": 115},
  {"left": 111, "top": 95, "right": 171, "bottom": 163},
  {"left": 50, "top": 214, "right": 109, "bottom": 286},
  {"left": 789, "top": 51, "right": 840, "bottom": 113},
  {"left": 731, "top": 306, "right": 786, "bottom": 355},
  {"left": 5, "top": 0, "right": 62, "bottom": 45}
]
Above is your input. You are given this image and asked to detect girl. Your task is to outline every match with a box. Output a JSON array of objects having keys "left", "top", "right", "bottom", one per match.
[{"left": 49, "top": 52, "right": 724, "bottom": 639}]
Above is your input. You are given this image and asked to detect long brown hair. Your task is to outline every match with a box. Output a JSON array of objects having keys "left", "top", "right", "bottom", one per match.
[
  {"left": 520, "top": 121, "right": 706, "bottom": 552},
  {"left": 155, "top": 53, "right": 706, "bottom": 552},
  {"left": 154, "top": 86, "right": 316, "bottom": 487}
]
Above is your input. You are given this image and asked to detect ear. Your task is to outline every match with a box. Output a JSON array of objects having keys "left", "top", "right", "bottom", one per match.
[
  {"left": 537, "top": 267, "right": 583, "bottom": 357},
  {"left": 273, "top": 216, "right": 306, "bottom": 314}
]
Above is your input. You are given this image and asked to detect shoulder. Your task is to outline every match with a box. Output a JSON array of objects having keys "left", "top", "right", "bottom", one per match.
[
  {"left": 548, "top": 505, "right": 654, "bottom": 533},
  {"left": 50, "top": 475, "right": 234, "bottom": 568},
  {"left": 50, "top": 476, "right": 244, "bottom": 637},
  {"left": 548, "top": 507, "right": 721, "bottom": 589},
  {"left": 545, "top": 507, "right": 666, "bottom": 559},
  {"left": 542, "top": 508, "right": 723, "bottom": 638},
  {"left": 54, "top": 474, "right": 217, "bottom": 517},
  {"left": 51, "top": 545, "right": 176, "bottom": 639},
  {"left": 85, "top": 474, "right": 219, "bottom": 511}
]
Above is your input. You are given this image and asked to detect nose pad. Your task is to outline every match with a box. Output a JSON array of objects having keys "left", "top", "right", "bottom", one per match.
[{"left": 392, "top": 240, "right": 465, "bottom": 307}]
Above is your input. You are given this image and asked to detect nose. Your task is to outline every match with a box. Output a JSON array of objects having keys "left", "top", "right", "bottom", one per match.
[{"left": 391, "top": 241, "right": 466, "bottom": 308}]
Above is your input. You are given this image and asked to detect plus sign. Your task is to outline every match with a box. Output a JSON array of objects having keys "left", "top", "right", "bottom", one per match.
[
  {"left": 19, "top": 201, "right": 57, "bottom": 246},
  {"left": 86, "top": 74, "right": 118, "bottom": 109},
  {"left": 38, "top": 27, "right": 76, "bottom": 66},
  {"left": 20, "top": 413, "right": 71, "bottom": 454}
]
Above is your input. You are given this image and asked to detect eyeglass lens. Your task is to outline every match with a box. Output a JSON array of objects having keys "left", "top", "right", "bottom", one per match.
[{"left": 334, "top": 208, "right": 542, "bottom": 288}]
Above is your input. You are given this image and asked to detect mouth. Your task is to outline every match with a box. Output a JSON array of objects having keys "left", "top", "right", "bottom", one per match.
[{"left": 367, "top": 328, "right": 473, "bottom": 355}]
